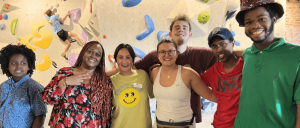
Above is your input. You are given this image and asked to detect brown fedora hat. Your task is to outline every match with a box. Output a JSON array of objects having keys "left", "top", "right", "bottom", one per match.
[{"left": 235, "top": 0, "right": 284, "bottom": 27}]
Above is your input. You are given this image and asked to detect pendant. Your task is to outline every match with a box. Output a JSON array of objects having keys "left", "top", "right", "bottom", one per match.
[{"left": 168, "top": 76, "right": 169, "bottom": 78}]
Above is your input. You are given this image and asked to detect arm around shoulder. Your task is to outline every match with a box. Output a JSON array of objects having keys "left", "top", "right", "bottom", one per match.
[{"left": 187, "top": 68, "right": 217, "bottom": 103}]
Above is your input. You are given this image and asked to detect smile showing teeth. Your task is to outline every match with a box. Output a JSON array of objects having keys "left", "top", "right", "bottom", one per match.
[
  {"left": 16, "top": 70, "right": 21, "bottom": 73},
  {"left": 121, "top": 64, "right": 128, "bottom": 67},
  {"left": 164, "top": 59, "right": 171, "bottom": 61},
  {"left": 219, "top": 54, "right": 224, "bottom": 59},
  {"left": 252, "top": 30, "right": 263, "bottom": 35},
  {"left": 89, "top": 60, "right": 95, "bottom": 63}
]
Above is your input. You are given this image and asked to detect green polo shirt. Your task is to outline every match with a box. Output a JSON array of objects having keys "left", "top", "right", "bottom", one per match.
[{"left": 233, "top": 38, "right": 300, "bottom": 128}]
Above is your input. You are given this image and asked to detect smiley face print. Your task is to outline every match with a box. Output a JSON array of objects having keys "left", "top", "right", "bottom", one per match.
[{"left": 119, "top": 88, "right": 140, "bottom": 107}]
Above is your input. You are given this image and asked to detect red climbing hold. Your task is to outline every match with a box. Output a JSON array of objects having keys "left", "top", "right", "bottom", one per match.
[{"left": 5, "top": 4, "right": 10, "bottom": 9}]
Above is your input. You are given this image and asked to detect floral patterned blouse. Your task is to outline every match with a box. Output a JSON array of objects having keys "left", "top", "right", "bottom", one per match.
[{"left": 41, "top": 67, "right": 112, "bottom": 128}]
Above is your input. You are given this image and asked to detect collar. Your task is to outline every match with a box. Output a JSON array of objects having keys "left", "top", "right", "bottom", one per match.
[
  {"left": 250, "top": 38, "right": 285, "bottom": 53},
  {"left": 7, "top": 75, "right": 30, "bottom": 88}
]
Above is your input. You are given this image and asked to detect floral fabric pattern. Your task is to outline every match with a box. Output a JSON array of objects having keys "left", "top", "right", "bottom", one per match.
[{"left": 41, "top": 67, "right": 112, "bottom": 128}]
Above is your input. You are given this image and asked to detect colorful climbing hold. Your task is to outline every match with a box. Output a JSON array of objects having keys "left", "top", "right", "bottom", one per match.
[
  {"left": 2, "top": 8, "right": 9, "bottom": 12},
  {"left": 10, "top": 18, "right": 18, "bottom": 35},
  {"left": 122, "top": 0, "right": 142, "bottom": 7},
  {"left": 0, "top": 24, "right": 5, "bottom": 30},
  {"left": 0, "top": 15, "right": 2, "bottom": 20},
  {"left": 136, "top": 15, "right": 155, "bottom": 41},
  {"left": 3, "top": 13, "right": 8, "bottom": 20},
  {"left": 17, "top": 43, "right": 21, "bottom": 45},
  {"left": 198, "top": 11, "right": 210, "bottom": 24},
  {"left": 70, "top": 8, "right": 81, "bottom": 24},
  {"left": 68, "top": 53, "right": 79, "bottom": 66},
  {"left": 5, "top": 4, "right": 10, "bottom": 9},
  {"left": 108, "top": 54, "right": 114, "bottom": 63},
  {"left": 157, "top": 31, "right": 169, "bottom": 42},
  {"left": 36, "top": 54, "right": 52, "bottom": 71},
  {"left": 17, "top": 36, "right": 22, "bottom": 41},
  {"left": 103, "top": 35, "right": 107, "bottom": 38},
  {"left": 132, "top": 46, "right": 146, "bottom": 58},
  {"left": 45, "top": 4, "right": 48, "bottom": 6}
]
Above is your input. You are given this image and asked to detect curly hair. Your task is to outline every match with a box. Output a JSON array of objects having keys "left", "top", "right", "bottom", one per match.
[
  {"left": 73, "top": 41, "right": 112, "bottom": 124},
  {"left": 0, "top": 44, "right": 36, "bottom": 78},
  {"left": 113, "top": 43, "right": 136, "bottom": 63}
]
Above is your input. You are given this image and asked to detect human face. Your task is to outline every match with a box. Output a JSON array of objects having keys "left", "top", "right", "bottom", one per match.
[
  {"left": 116, "top": 48, "right": 133, "bottom": 74},
  {"left": 157, "top": 43, "right": 178, "bottom": 66},
  {"left": 210, "top": 37, "right": 234, "bottom": 62},
  {"left": 244, "top": 7, "right": 276, "bottom": 44},
  {"left": 8, "top": 54, "right": 29, "bottom": 82},
  {"left": 169, "top": 20, "right": 192, "bottom": 46},
  {"left": 82, "top": 44, "right": 103, "bottom": 69}
]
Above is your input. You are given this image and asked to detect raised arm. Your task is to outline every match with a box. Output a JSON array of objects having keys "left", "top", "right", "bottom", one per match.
[
  {"left": 60, "top": 12, "right": 70, "bottom": 23},
  {"left": 44, "top": 6, "right": 53, "bottom": 17},
  {"left": 188, "top": 68, "right": 217, "bottom": 103}
]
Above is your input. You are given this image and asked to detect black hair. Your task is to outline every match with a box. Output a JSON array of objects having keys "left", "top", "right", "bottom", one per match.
[
  {"left": 229, "top": 37, "right": 234, "bottom": 42},
  {"left": 114, "top": 43, "right": 136, "bottom": 63},
  {"left": 157, "top": 38, "right": 178, "bottom": 52},
  {"left": 0, "top": 44, "right": 36, "bottom": 77},
  {"left": 240, "top": 4, "right": 278, "bottom": 26}
]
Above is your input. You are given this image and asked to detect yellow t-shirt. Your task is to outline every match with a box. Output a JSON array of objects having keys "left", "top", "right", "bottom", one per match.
[{"left": 110, "top": 69, "right": 154, "bottom": 128}]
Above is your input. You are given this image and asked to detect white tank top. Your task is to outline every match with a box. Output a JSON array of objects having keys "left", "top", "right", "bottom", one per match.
[{"left": 153, "top": 65, "right": 193, "bottom": 122}]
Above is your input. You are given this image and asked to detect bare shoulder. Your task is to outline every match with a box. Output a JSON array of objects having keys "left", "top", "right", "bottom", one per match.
[
  {"left": 151, "top": 67, "right": 160, "bottom": 77},
  {"left": 182, "top": 66, "right": 199, "bottom": 77}
]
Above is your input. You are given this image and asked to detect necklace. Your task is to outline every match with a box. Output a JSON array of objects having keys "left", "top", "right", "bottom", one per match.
[{"left": 165, "top": 66, "right": 177, "bottom": 78}]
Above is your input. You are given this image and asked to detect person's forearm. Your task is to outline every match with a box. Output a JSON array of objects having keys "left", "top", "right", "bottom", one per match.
[
  {"left": 60, "top": 14, "right": 69, "bottom": 22},
  {"left": 296, "top": 104, "right": 300, "bottom": 128},
  {"left": 44, "top": 6, "right": 52, "bottom": 15},
  {"left": 106, "top": 67, "right": 119, "bottom": 77},
  {"left": 31, "top": 114, "right": 45, "bottom": 128}
]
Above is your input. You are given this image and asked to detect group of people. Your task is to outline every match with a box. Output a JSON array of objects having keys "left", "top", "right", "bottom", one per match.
[{"left": 0, "top": 0, "right": 300, "bottom": 128}]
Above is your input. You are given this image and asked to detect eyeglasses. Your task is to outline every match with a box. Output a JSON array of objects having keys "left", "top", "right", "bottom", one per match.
[
  {"left": 210, "top": 42, "right": 229, "bottom": 50},
  {"left": 157, "top": 50, "right": 177, "bottom": 57}
]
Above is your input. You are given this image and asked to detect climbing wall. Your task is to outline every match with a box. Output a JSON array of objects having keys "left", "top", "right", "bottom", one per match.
[
  {"left": 95, "top": 0, "right": 234, "bottom": 70},
  {"left": 0, "top": 0, "right": 92, "bottom": 86}
]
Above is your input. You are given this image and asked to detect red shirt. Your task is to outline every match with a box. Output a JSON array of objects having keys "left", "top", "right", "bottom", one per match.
[{"left": 201, "top": 57, "right": 243, "bottom": 128}]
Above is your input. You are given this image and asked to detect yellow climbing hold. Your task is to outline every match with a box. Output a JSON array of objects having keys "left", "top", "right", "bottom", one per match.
[
  {"left": 10, "top": 18, "right": 18, "bottom": 35},
  {"left": 21, "top": 35, "right": 37, "bottom": 51},
  {"left": 31, "top": 21, "right": 45, "bottom": 38},
  {"left": 36, "top": 54, "right": 51, "bottom": 71},
  {"left": 32, "top": 28, "right": 53, "bottom": 49},
  {"left": 45, "top": 4, "right": 48, "bottom": 6}
]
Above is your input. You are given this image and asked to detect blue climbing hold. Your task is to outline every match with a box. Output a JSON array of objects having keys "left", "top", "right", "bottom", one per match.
[
  {"left": 122, "top": 0, "right": 142, "bottom": 7},
  {"left": 235, "top": 40, "right": 241, "bottom": 46},
  {"left": 3, "top": 13, "right": 8, "bottom": 20},
  {"left": 157, "top": 31, "right": 169, "bottom": 42},
  {"left": 136, "top": 15, "right": 155, "bottom": 41},
  {"left": 0, "top": 24, "right": 5, "bottom": 30},
  {"left": 231, "top": 31, "right": 236, "bottom": 36},
  {"left": 131, "top": 46, "right": 146, "bottom": 58}
]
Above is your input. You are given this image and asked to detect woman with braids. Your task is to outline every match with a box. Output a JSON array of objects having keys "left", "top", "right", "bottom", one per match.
[
  {"left": 41, "top": 41, "right": 112, "bottom": 128},
  {"left": 110, "top": 44, "right": 154, "bottom": 128}
]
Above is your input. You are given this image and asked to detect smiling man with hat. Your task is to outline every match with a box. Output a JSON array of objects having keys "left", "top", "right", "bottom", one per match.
[{"left": 233, "top": 0, "right": 300, "bottom": 127}]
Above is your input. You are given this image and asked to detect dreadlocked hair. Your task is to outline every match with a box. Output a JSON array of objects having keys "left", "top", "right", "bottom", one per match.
[
  {"left": 0, "top": 44, "right": 36, "bottom": 78},
  {"left": 73, "top": 41, "right": 112, "bottom": 124}
]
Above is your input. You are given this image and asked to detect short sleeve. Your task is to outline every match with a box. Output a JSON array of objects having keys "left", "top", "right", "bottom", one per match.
[
  {"left": 294, "top": 64, "right": 300, "bottom": 104},
  {"left": 29, "top": 81, "right": 47, "bottom": 116}
]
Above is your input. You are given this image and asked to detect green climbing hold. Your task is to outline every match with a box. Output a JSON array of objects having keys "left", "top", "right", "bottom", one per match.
[
  {"left": 17, "top": 36, "right": 22, "bottom": 41},
  {"left": 2, "top": 8, "right": 9, "bottom": 12},
  {"left": 200, "top": 0, "right": 209, "bottom": 3},
  {"left": 11, "top": 18, "right": 18, "bottom": 35},
  {"left": 198, "top": 11, "right": 210, "bottom": 24}
]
